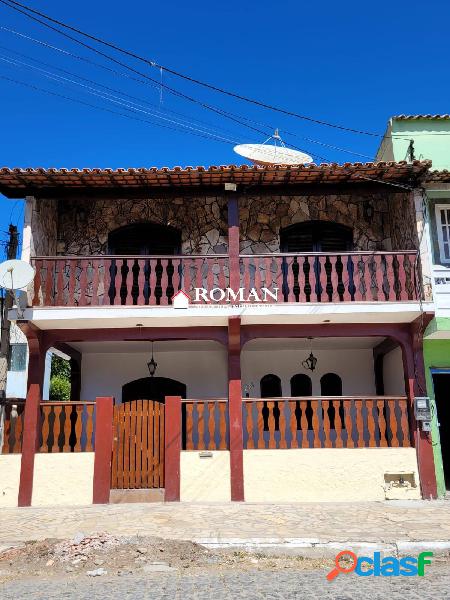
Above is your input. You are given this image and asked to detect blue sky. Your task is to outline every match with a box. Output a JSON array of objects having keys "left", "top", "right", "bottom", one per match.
[{"left": 0, "top": 0, "right": 449, "bottom": 254}]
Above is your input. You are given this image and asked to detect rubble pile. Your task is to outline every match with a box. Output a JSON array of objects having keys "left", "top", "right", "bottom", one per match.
[{"left": 52, "top": 532, "right": 121, "bottom": 562}]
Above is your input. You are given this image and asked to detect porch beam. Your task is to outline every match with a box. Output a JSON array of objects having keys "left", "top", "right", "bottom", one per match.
[
  {"left": 42, "top": 326, "right": 228, "bottom": 347},
  {"left": 228, "top": 316, "right": 244, "bottom": 501},
  {"left": 372, "top": 337, "right": 400, "bottom": 396}
]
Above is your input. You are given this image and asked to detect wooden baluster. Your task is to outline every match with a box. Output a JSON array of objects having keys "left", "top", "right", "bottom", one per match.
[
  {"left": 244, "top": 402, "right": 253, "bottom": 449},
  {"left": 123, "top": 258, "right": 132, "bottom": 306},
  {"left": 354, "top": 255, "right": 367, "bottom": 301},
  {"left": 85, "top": 405, "right": 94, "bottom": 451},
  {"left": 136, "top": 259, "right": 146, "bottom": 305},
  {"left": 377, "top": 399, "right": 388, "bottom": 447},
  {"left": 55, "top": 260, "right": 64, "bottom": 306},
  {"left": 74, "top": 405, "right": 83, "bottom": 452},
  {"left": 61, "top": 405, "right": 71, "bottom": 452},
  {"left": 367, "top": 399, "right": 377, "bottom": 447},
  {"left": 255, "top": 401, "right": 264, "bottom": 449},
  {"left": 148, "top": 258, "right": 157, "bottom": 305},
  {"left": 185, "top": 403, "right": 194, "bottom": 450},
  {"left": 171, "top": 257, "right": 181, "bottom": 301},
  {"left": 343, "top": 255, "right": 354, "bottom": 301},
  {"left": 159, "top": 259, "right": 169, "bottom": 305},
  {"left": 218, "top": 402, "right": 227, "bottom": 449},
  {"left": 32, "top": 259, "right": 42, "bottom": 306},
  {"left": 334, "top": 400, "right": 344, "bottom": 448},
  {"left": 264, "top": 257, "right": 272, "bottom": 292},
  {"left": 38, "top": 407, "right": 47, "bottom": 452},
  {"left": 311, "top": 400, "right": 321, "bottom": 448},
  {"left": 197, "top": 402, "right": 205, "bottom": 450},
  {"left": 322, "top": 400, "right": 331, "bottom": 447},
  {"left": 343, "top": 399, "right": 353, "bottom": 447},
  {"left": 289, "top": 401, "right": 298, "bottom": 449},
  {"left": 266, "top": 401, "right": 275, "bottom": 448},
  {"left": 218, "top": 257, "right": 226, "bottom": 292},
  {"left": 318, "top": 256, "right": 327, "bottom": 302},
  {"left": 205, "top": 259, "right": 213, "bottom": 302},
  {"left": 398, "top": 400, "right": 411, "bottom": 447},
  {"left": 51, "top": 405, "right": 62, "bottom": 452},
  {"left": 398, "top": 254, "right": 409, "bottom": 300},
  {"left": 153, "top": 402, "right": 160, "bottom": 487},
  {"left": 285, "top": 257, "right": 295, "bottom": 302},
  {"left": 374, "top": 255, "right": 385, "bottom": 301},
  {"left": 253, "top": 256, "right": 262, "bottom": 300},
  {"left": 183, "top": 258, "right": 192, "bottom": 301},
  {"left": 278, "top": 400, "right": 288, "bottom": 449},
  {"left": 353, "top": 400, "right": 364, "bottom": 447},
  {"left": 45, "top": 260, "right": 55, "bottom": 306},
  {"left": 90, "top": 259, "right": 100, "bottom": 306},
  {"left": 384, "top": 254, "right": 395, "bottom": 301},
  {"left": 77, "top": 259, "right": 88, "bottom": 307},
  {"left": 243, "top": 257, "right": 251, "bottom": 300},
  {"left": 385, "top": 400, "right": 399, "bottom": 447},
  {"left": 329, "top": 256, "right": 339, "bottom": 302},
  {"left": 67, "top": 259, "right": 76, "bottom": 307},
  {"left": 112, "top": 259, "right": 122, "bottom": 306},
  {"left": 207, "top": 402, "right": 215, "bottom": 450},
  {"left": 298, "top": 400, "right": 307, "bottom": 448},
  {"left": 194, "top": 258, "right": 203, "bottom": 293}
]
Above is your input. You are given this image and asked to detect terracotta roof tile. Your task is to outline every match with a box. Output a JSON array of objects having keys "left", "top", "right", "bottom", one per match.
[
  {"left": 393, "top": 115, "right": 450, "bottom": 120},
  {"left": 0, "top": 161, "right": 431, "bottom": 198}
]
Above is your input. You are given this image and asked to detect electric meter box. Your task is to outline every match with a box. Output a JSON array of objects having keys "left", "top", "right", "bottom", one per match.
[{"left": 414, "top": 397, "right": 432, "bottom": 421}]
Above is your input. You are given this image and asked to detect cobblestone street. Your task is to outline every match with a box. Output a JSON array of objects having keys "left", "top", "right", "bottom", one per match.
[{"left": 2, "top": 567, "right": 450, "bottom": 600}]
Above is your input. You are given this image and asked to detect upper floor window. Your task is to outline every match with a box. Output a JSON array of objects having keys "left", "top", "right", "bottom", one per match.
[
  {"left": 320, "top": 373, "right": 342, "bottom": 396},
  {"left": 290, "top": 373, "right": 312, "bottom": 396},
  {"left": 280, "top": 221, "right": 353, "bottom": 253},
  {"left": 435, "top": 204, "right": 450, "bottom": 264},
  {"left": 108, "top": 222, "right": 182, "bottom": 255}
]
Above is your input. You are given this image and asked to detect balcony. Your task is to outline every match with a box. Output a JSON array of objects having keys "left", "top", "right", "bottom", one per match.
[{"left": 29, "top": 250, "right": 419, "bottom": 307}]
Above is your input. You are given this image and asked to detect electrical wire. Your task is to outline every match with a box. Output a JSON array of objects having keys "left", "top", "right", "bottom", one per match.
[{"left": 0, "top": 0, "right": 383, "bottom": 137}]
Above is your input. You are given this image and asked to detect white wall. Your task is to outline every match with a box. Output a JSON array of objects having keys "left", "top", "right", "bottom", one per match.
[
  {"left": 244, "top": 448, "right": 420, "bottom": 501},
  {"left": 241, "top": 344, "right": 376, "bottom": 396},
  {"left": 383, "top": 347, "right": 405, "bottom": 395},
  {"left": 181, "top": 451, "right": 231, "bottom": 501},
  {"left": 32, "top": 453, "right": 94, "bottom": 506},
  {"left": 0, "top": 454, "right": 21, "bottom": 507},
  {"left": 5, "top": 324, "right": 28, "bottom": 399},
  {"left": 81, "top": 344, "right": 228, "bottom": 401}
]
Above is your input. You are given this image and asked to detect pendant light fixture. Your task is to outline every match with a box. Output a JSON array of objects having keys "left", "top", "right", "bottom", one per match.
[
  {"left": 302, "top": 337, "right": 318, "bottom": 372},
  {"left": 147, "top": 340, "right": 158, "bottom": 377}
]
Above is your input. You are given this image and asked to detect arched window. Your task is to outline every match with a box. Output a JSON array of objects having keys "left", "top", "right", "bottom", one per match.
[
  {"left": 280, "top": 221, "right": 353, "bottom": 253},
  {"left": 260, "top": 374, "right": 282, "bottom": 398},
  {"left": 290, "top": 374, "right": 312, "bottom": 396},
  {"left": 320, "top": 373, "right": 343, "bottom": 396},
  {"left": 108, "top": 222, "right": 181, "bottom": 255}
]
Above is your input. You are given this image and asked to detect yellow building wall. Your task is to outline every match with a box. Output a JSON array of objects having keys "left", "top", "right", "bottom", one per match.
[
  {"left": 181, "top": 451, "right": 231, "bottom": 501},
  {"left": 0, "top": 455, "right": 21, "bottom": 507},
  {"left": 244, "top": 448, "right": 421, "bottom": 502},
  {"left": 32, "top": 453, "right": 95, "bottom": 506}
]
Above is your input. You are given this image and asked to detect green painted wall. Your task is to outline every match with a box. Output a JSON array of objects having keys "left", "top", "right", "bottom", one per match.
[
  {"left": 390, "top": 119, "right": 450, "bottom": 171},
  {"left": 424, "top": 318, "right": 450, "bottom": 497}
]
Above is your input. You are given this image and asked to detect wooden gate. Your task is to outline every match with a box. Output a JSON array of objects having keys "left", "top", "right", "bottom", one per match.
[{"left": 111, "top": 399, "right": 165, "bottom": 489}]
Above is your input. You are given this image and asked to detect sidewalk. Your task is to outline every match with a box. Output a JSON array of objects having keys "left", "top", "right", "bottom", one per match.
[{"left": 1, "top": 501, "right": 450, "bottom": 556}]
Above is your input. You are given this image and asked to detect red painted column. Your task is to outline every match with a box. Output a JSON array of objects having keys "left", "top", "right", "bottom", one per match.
[
  {"left": 165, "top": 395, "right": 182, "bottom": 501},
  {"left": 92, "top": 396, "right": 114, "bottom": 504},
  {"left": 228, "top": 316, "right": 244, "bottom": 501},
  {"left": 228, "top": 195, "right": 240, "bottom": 291},
  {"left": 400, "top": 331, "right": 437, "bottom": 499},
  {"left": 18, "top": 327, "right": 45, "bottom": 507}
]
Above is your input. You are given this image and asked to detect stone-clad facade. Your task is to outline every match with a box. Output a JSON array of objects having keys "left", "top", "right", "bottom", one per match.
[{"left": 29, "top": 190, "right": 418, "bottom": 257}]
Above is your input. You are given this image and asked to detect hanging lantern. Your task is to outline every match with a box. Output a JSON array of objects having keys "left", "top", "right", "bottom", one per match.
[
  {"left": 147, "top": 341, "right": 158, "bottom": 377},
  {"left": 302, "top": 338, "right": 318, "bottom": 372}
]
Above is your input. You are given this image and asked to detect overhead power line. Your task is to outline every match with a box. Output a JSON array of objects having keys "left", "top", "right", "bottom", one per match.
[{"left": 0, "top": 0, "right": 382, "bottom": 137}]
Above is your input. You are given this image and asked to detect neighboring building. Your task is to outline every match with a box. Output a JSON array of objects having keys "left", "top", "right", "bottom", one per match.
[
  {"left": 0, "top": 161, "right": 438, "bottom": 506},
  {"left": 377, "top": 115, "right": 450, "bottom": 497}
]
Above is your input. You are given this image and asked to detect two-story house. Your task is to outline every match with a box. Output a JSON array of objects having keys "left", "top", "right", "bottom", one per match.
[
  {"left": 0, "top": 160, "right": 438, "bottom": 507},
  {"left": 377, "top": 115, "right": 450, "bottom": 497}
]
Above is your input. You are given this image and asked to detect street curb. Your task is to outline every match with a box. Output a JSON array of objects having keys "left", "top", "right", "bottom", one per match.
[{"left": 194, "top": 538, "right": 450, "bottom": 557}]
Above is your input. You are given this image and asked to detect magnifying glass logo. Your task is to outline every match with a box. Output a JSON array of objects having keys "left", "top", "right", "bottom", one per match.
[{"left": 326, "top": 550, "right": 358, "bottom": 581}]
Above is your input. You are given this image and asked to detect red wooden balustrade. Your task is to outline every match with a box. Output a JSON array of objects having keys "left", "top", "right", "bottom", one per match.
[
  {"left": 242, "top": 397, "right": 412, "bottom": 449},
  {"left": 240, "top": 251, "right": 418, "bottom": 302},
  {"left": 183, "top": 399, "right": 229, "bottom": 450},
  {"left": 31, "top": 255, "right": 229, "bottom": 307},
  {"left": 30, "top": 251, "right": 418, "bottom": 307},
  {"left": 1, "top": 401, "right": 96, "bottom": 454}
]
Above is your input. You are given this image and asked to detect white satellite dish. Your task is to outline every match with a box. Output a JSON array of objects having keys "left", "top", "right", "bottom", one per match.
[
  {"left": 0, "top": 259, "right": 35, "bottom": 290},
  {"left": 234, "top": 129, "right": 313, "bottom": 166}
]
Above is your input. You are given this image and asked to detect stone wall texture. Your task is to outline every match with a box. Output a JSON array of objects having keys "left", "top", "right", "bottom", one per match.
[{"left": 31, "top": 191, "right": 418, "bottom": 256}]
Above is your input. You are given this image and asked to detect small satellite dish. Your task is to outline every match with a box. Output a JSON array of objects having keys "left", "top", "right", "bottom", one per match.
[
  {"left": 234, "top": 129, "right": 313, "bottom": 166},
  {"left": 0, "top": 259, "right": 35, "bottom": 290}
]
